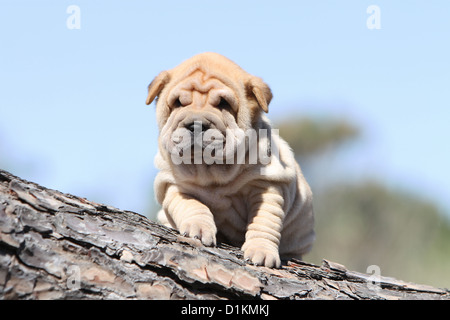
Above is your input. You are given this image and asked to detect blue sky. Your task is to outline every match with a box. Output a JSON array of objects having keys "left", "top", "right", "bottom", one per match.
[{"left": 1, "top": 1, "right": 449, "bottom": 217}]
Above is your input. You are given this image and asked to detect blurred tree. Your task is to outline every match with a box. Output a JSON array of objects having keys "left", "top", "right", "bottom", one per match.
[
  {"left": 277, "top": 117, "right": 359, "bottom": 158},
  {"left": 277, "top": 115, "right": 450, "bottom": 288}
]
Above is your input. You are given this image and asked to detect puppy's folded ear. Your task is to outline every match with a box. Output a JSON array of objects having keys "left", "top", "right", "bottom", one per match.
[
  {"left": 247, "top": 77, "right": 273, "bottom": 113},
  {"left": 146, "top": 71, "right": 171, "bottom": 105}
]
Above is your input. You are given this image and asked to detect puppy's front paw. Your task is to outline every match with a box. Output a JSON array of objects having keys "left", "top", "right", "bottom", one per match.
[
  {"left": 242, "top": 240, "right": 281, "bottom": 268},
  {"left": 179, "top": 217, "right": 217, "bottom": 247}
]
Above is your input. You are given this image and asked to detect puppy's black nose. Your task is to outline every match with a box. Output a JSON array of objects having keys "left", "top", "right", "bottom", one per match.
[{"left": 186, "top": 121, "right": 209, "bottom": 133}]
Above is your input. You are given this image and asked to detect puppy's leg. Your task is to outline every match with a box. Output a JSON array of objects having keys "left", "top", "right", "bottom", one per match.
[
  {"left": 163, "top": 185, "right": 217, "bottom": 246},
  {"left": 242, "top": 185, "right": 284, "bottom": 268}
]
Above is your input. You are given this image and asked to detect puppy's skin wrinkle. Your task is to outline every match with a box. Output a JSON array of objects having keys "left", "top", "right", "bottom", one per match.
[
  {"left": 148, "top": 52, "right": 315, "bottom": 268},
  {"left": 242, "top": 185, "right": 285, "bottom": 267}
]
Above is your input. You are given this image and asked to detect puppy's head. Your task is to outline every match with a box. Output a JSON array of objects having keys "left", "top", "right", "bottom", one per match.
[{"left": 146, "top": 53, "right": 272, "bottom": 181}]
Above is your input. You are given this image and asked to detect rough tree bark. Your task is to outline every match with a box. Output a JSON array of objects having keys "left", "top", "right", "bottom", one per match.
[{"left": 0, "top": 169, "right": 448, "bottom": 300}]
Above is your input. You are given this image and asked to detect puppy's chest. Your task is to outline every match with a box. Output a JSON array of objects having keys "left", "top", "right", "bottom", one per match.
[{"left": 189, "top": 187, "right": 248, "bottom": 218}]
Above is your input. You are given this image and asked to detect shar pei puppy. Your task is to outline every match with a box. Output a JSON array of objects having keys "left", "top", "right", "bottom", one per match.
[{"left": 146, "top": 52, "right": 314, "bottom": 267}]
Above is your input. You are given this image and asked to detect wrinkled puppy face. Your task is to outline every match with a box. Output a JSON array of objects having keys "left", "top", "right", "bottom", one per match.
[
  {"left": 146, "top": 53, "right": 272, "bottom": 181},
  {"left": 161, "top": 69, "right": 242, "bottom": 165}
]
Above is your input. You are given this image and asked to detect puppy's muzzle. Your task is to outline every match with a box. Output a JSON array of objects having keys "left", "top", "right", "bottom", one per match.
[
  {"left": 185, "top": 121, "right": 210, "bottom": 134},
  {"left": 187, "top": 121, "right": 224, "bottom": 155}
]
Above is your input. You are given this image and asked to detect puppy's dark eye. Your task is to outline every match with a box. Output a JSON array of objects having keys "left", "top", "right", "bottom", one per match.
[
  {"left": 173, "top": 98, "right": 182, "bottom": 108},
  {"left": 217, "top": 98, "right": 231, "bottom": 110}
]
